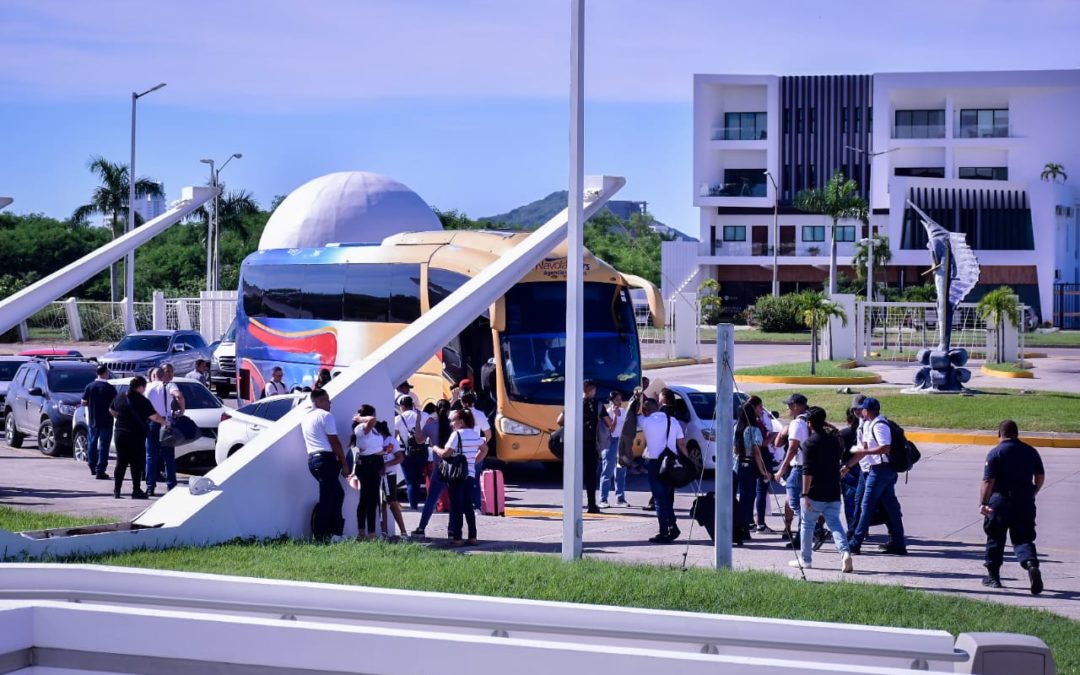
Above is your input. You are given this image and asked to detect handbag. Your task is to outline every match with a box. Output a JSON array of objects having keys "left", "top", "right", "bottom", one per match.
[
  {"left": 405, "top": 412, "right": 429, "bottom": 461},
  {"left": 438, "top": 433, "right": 469, "bottom": 484},
  {"left": 160, "top": 414, "right": 199, "bottom": 448},
  {"left": 657, "top": 417, "right": 695, "bottom": 488}
]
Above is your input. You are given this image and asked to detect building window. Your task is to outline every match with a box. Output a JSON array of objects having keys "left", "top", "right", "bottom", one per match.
[
  {"left": 719, "top": 169, "right": 767, "bottom": 197},
  {"left": 894, "top": 110, "right": 946, "bottom": 139},
  {"left": 841, "top": 108, "right": 849, "bottom": 133},
  {"left": 802, "top": 225, "right": 825, "bottom": 242},
  {"left": 959, "top": 166, "right": 1009, "bottom": 181},
  {"left": 959, "top": 109, "right": 1009, "bottom": 138},
  {"left": 783, "top": 109, "right": 791, "bottom": 134},
  {"left": 835, "top": 226, "right": 856, "bottom": 242},
  {"left": 723, "top": 112, "right": 767, "bottom": 140},
  {"left": 723, "top": 225, "right": 746, "bottom": 241},
  {"left": 894, "top": 167, "right": 946, "bottom": 178}
]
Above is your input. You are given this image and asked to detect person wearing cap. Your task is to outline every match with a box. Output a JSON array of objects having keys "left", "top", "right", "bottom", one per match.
[
  {"left": 980, "top": 420, "right": 1044, "bottom": 594},
  {"left": 394, "top": 394, "right": 430, "bottom": 511},
  {"left": 395, "top": 381, "right": 421, "bottom": 410},
  {"left": 263, "top": 366, "right": 288, "bottom": 399},
  {"left": 458, "top": 391, "right": 492, "bottom": 510},
  {"left": 844, "top": 397, "right": 907, "bottom": 555},
  {"left": 773, "top": 393, "right": 810, "bottom": 550},
  {"left": 555, "top": 379, "right": 610, "bottom": 514},
  {"left": 796, "top": 407, "right": 853, "bottom": 572},
  {"left": 451, "top": 378, "right": 475, "bottom": 411}
]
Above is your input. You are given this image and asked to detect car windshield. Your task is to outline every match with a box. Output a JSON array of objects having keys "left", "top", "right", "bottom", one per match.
[
  {"left": 114, "top": 335, "right": 171, "bottom": 352},
  {"left": 0, "top": 362, "right": 23, "bottom": 381},
  {"left": 47, "top": 369, "right": 98, "bottom": 393},
  {"left": 116, "top": 382, "right": 220, "bottom": 409},
  {"left": 686, "top": 391, "right": 749, "bottom": 422},
  {"left": 500, "top": 282, "right": 640, "bottom": 405},
  {"left": 222, "top": 320, "right": 237, "bottom": 342}
]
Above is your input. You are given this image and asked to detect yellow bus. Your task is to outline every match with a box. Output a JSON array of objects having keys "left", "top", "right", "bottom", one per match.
[{"left": 236, "top": 230, "right": 663, "bottom": 462}]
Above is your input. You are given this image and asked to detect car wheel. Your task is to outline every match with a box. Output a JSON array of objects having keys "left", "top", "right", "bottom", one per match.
[
  {"left": 72, "top": 428, "right": 89, "bottom": 464},
  {"left": 5, "top": 412, "right": 24, "bottom": 448},
  {"left": 687, "top": 441, "right": 704, "bottom": 474},
  {"left": 38, "top": 418, "right": 62, "bottom": 457}
]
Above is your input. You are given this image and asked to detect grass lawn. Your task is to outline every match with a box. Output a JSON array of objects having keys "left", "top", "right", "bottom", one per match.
[
  {"left": 983, "top": 361, "right": 1034, "bottom": 373},
  {"left": 736, "top": 360, "right": 879, "bottom": 379},
  {"left": 732, "top": 329, "right": 811, "bottom": 343},
  {"left": 1026, "top": 331, "right": 1080, "bottom": 347},
  {"left": 0, "top": 505, "right": 113, "bottom": 532},
  {"left": 752, "top": 388, "right": 1080, "bottom": 434}
]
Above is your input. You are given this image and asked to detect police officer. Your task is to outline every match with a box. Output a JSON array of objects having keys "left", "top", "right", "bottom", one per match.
[{"left": 980, "top": 419, "right": 1045, "bottom": 595}]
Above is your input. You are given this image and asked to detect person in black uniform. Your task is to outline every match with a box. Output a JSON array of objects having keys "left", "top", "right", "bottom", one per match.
[
  {"left": 980, "top": 419, "right": 1045, "bottom": 595},
  {"left": 109, "top": 376, "right": 166, "bottom": 500}
]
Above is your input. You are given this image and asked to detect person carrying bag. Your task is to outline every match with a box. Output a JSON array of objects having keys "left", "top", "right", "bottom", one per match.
[{"left": 433, "top": 409, "right": 487, "bottom": 546}]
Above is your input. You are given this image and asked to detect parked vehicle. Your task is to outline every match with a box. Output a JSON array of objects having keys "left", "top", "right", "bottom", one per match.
[
  {"left": 73, "top": 377, "right": 226, "bottom": 473},
  {"left": 663, "top": 384, "right": 749, "bottom": 471},
  {"left": 214, "top": 392, "right": 307, "bottom": 466},
  {"left": 97, "top": 330, "right": 213, "bottom": 379},
  {"left": 210, "top": 319, "right": 237, "bottom": 397},
  {"left": 3, "top": 358, "right": 99, "bottom": 456},
  {"left": 0, "top": 356, "right": 31, "bottom": 407},
  {"left": 16, "top": 349, "right": 84, "bottom": 359}
]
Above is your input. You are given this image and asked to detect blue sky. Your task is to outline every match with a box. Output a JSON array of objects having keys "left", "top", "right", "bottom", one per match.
[{"left": 2, "top": 0, "right": 1078, "bottom": 236}]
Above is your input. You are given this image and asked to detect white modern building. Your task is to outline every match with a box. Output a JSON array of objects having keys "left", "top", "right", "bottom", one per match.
[
  {"left": 689, "top": 70, "right": 1080, "bottom": 325},
  {"left": 101, "top": 181, "right": 167, "bottom": 229}
]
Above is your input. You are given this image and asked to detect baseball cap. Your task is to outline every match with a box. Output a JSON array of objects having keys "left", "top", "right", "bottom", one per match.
[
  {"left": 855, "top": 397, "right": 881, "bottom": 412},
  {"left": 459, "top": 378, "right": 473, "bottom": 388},
  {"left": 783, "top": 393, "right": 808, "bottom": 406}
]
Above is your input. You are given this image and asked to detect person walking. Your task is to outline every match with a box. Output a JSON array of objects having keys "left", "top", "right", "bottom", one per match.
[
  {"left": 412, "top": 399, "right": 452, "bottom": 538},
  {"left": 838, "top": 402, "right": 864, "bottom": 530},
  {"left": 796, "top": 407, "right": 854, "bottom": 572},
  {"left": 144, "top": 363, "right": 185, "bottom": 497},
  {"left": 350, "top": 404, "right": 385, "bottom": 539},
  {"left": 734, "top": 401, "right": 768, "bottom": 542},
  {"left": 394, "top": 394, "right": 430, "bottom": 510},
  {"left": 433, "top": 408, "right": 487, "bottom": 546},
  {"left": 640, "top": 398, "right": 686, "bottom": 543},
  {"left": 263, "top": 366, "right": 288, "bottom": 398},
  {"left": 185, "top": 359, "right": 210, "bottom": 386},
  {"left": 599, "top": 390, "right": 627, "bottom": 507},
  {"left": 844, "top": 397, "right": 907, "bottom": 555},
  {"left": 81, "top": 364, "right": 117, "bottom": 480},
  {"left": 980, "top": 420, "right": 1045, "bottom": 594},
  {"left": 301, "top": 389, "right": 349, "bottom": 542},
  {"left": 748, "top": 396, "right": 778, "bottom": 533},
  {"left": 109, "top": 376, "right": 164, "bottom": 500},
  {"left": 773, "top": 393, "right": 810, "bottom": 549}
]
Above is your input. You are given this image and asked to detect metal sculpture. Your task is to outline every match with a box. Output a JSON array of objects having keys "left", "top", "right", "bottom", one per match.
[{"left": 907, "top": 201, "right": 981, "bottom": 391}]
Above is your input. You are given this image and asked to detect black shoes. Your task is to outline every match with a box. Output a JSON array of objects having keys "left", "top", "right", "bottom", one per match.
[
  {"left": 982, "top": 574, "right": 1003, "bottom": 589},
  {"left": 95, "top": 472, "right": 110, "bottom": 480},
  {"left": 642, "top": 498, "right": 655, "bottom": 512},
  {"left": 1027, "top": 565, "right": 1044, "bottom": 596},
  {"left": 648, "top": 526, "right": 681, "bottom": 544},
  {"left": 410, "top": 528, "right": 426, "bottom": 538},
  {"left": 146, "top": 486, "right": 156, "bottom": 498},
  {"left": 879, "top": 544, "right": 908, "bottom": 556},
  {"left": 586, "top": 505, "right": 601, "bottom": 515},
  {"left": 113, "top": 490, "right": 121, "bottom": 499},
  {"left": 131, "top": 490, "right": 149, "bottom": 500},
  {"left": 785, "top": 534, "right": 801, "bottom": 550}
]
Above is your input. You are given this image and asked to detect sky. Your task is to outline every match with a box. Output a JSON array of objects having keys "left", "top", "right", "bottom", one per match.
[{"left": 2, "top": 0, "right": 1079, "bottom": 236}]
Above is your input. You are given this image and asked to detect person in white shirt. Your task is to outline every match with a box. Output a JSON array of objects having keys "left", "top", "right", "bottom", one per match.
[
  {"left": 394, "top": 381, "right": 420, "bottom": 410},
  {"left": 394, "top": 394, "right": 431, "bottom": 510},
  {"left": 301, "top": 388, "right": 349, "bottom": 542},
  {"left": 263, "top": 366, "right": 288, "bottom": 399},
  {"left": 459, "top": 391, "right": 491, "bottom": 510},
  {"left": 433, "top": 408, "right": 488, "bottom": 546},
  {"left": 599, "top": 390, "right": 627, "bottom": 507},
  {"left": 373, "top": 420, "right": 407, "bottom": 538},
  {"left": 350, "top": 404, "right": 386, "bottom": 539},
  {"left": 773, "top": 393, "right": 810, "bottom": 549},
  {"left": 640, "top": 398, "right": 687, "bottom": 543},
  {"left": 843, "top": 397, "right": 907, "bottom": 555},
  {"left": 143, "top": 363, "right": 185, "bottom": 497}
]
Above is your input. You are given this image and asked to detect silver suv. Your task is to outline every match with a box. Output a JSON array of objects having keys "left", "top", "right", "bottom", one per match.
[{"left": 97, "top": 330, "right": 213, "bottom": 378}]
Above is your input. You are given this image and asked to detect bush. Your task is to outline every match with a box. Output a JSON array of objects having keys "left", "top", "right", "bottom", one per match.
[{"left": 749, "top": 293, "right": 806, "bottom": 333}]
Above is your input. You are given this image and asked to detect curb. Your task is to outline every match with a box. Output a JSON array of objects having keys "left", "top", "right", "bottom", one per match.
[
  {"left": 644, "top": 357, "right": 714, "bottom": 370},
  {"left": 734, "top": 374, "right": 883, "bottom": 385},
  {"left": 907, "top": 430, "right": 1080, "bottom": 449},
  {"left": 980, "top": 365, "right": 1034, "bottom": 379}
]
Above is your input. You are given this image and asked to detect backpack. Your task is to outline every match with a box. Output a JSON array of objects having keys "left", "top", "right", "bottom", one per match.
[
  {"left": 873, "top": 418, "right": 921, "bottom": 474},
  {"left": 403, "top": 412, "right": 428, "bottom": 461}
]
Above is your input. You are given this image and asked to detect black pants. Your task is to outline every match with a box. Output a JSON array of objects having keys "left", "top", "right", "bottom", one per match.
[
  {"left": 308, "top": 452, "right": 344, "bottom": 540},
  {"left": 985, "top": 494, "right": 1038, "bottom": 570},
  {"left": 583, "top": 442, "right": 599, "bottom": 508},
  {"left": 448, "top": 476, "right": 477, "bottom": 540},
  {"left": 114, "top": 432, "right": 145, "bottom": 495},
  {"left": 356, "top": 455, "right": 383, "bottom": 535}
]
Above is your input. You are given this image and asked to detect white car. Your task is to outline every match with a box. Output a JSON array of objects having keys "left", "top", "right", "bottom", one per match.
[
  {"left": 215, "top": 393, "right": 307, "bottom": 466},
  {"left": 72, "top": 377, "right": 226, "bottom": 474},
  {"left": 663, "top": 384, "right": 749, "bottom": 471}
]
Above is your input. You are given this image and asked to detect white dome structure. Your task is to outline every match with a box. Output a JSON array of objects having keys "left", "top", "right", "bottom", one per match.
[{"left": 258, "top": 171, "right": 442, "bottom": 250}]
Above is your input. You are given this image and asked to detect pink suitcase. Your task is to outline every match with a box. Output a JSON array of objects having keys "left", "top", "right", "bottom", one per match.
[{"left": 480, "top": 469, "right": 506, "bottom": 516}]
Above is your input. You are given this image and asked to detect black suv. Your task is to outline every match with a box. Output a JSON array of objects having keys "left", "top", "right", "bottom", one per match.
[{"left": 3, "top": 358, "right": 99, "bottom": 456}]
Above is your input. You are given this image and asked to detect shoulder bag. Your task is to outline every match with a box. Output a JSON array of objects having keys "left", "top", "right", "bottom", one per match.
[
  {"left": 438, "top": 433, "right": 470, "bottom": 484},
  {"left": 658, "top": 415, "right": 695, "bottom": 488},
  {"left": 405, "top": 412, "right": 429, "bottom": 461}
]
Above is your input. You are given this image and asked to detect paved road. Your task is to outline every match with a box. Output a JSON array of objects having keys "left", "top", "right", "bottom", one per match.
[{"left": 2, "top": 435, "right": 1077, "bottom": 620}]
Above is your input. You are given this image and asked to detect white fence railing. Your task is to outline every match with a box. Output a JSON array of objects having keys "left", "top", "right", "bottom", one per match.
[{"left": 857, "top": 301, "right": 1025, "bottom": 363}]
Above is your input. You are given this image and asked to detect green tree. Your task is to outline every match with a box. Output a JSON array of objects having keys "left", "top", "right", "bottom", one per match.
[
  {"left": 698, "top": 278, "right": 723, "bottom": 325},
  {"left": 793, "top": 171, "right": 869, "bottom": 295},
  {"left": 799, "top": 290, "right": 847, "bottom": 375},
  {"left": 71, "top": 156, "right": 164, "bottom": 302},
  {"left": 976, "top": 286, "right": 1022, "bottom": 363},
  {"left": 1040, "top": 162, "right": 1067, "bottom": 184},
  {"left": 851, "top": 233, "right": 892, "bottom": 300}
]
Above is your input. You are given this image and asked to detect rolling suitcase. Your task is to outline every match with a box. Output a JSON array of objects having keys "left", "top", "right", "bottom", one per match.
[{"left": 480, "top": 469, "right": 506, "bottom": 516}]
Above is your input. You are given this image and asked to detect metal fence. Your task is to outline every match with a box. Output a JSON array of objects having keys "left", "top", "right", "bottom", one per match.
[
  {"left": 1054, "top": 283, "right": 1080, "bottom": 329},
  {"left": 859, "top": 301, "right": 1025, "bottom": 363}
]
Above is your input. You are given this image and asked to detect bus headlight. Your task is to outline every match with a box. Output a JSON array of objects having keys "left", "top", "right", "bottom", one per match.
[{"left": 499, "top": 417, "right": 540, "bottom": 436}]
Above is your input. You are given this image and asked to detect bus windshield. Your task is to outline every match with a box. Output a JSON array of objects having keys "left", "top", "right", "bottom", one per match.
[{"left": 500, "top": 282, "right": 640, "bottom": 405}]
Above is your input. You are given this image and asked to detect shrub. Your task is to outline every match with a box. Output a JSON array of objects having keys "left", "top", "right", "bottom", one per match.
[{"left": 750, "top": 293, "right": 806, "bottom": 333}]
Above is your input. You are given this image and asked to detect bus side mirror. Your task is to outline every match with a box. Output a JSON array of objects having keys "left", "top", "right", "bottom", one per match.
[{"left": 490, "top": 297, "right": 506, "bottom": 332}]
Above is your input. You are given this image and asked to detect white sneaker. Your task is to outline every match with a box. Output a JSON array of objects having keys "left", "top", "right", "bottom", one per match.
[
  {"left": 788, "top": 559, "right": 811, "bottom": 569},
  {"left": 598, "top": 500, "right": 610, "bottom": 509},
  {"left": 841, "top": 552, "right": 854, "bottom": 573}
]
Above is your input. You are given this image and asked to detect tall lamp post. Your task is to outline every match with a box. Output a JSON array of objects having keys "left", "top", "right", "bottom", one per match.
[
  {"left": 126, "top": 82, "right": 167, "bottom": 333},
  {"left": 860, "top": 236, "right": 876, "bottom": 302},
  {"left": 763, "top": 170, "right": 780, "bottom": 297},
  {"left": 213, "top": 153, "right": 242, "bottom": 291},
  {"left": 199, "top": 159, "right": 216, "bottom": 293}
]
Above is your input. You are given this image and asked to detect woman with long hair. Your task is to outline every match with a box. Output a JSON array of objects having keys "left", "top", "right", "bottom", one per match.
[
  {"left": 349, "top": 404, "right": 385, "bottom": 539},
  {"left": 734, "top": 401, "right": 768, "bottom": 542},
  {"left": 412, "top": 398, "right": 454, "bottom": 537},
  {"left": 433, "top": 408, "right": 487, "bottom": 546},
  {"left": 747, "top": 396, "right": 778, "bottom": 532},
  {"left": 374, "top": 419, "right": 407, "bottom": 537}
]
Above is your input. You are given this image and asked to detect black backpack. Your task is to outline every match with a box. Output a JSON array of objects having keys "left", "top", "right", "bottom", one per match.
[{"left": 874, "top": 418, "right": 921, "bottom": 474}]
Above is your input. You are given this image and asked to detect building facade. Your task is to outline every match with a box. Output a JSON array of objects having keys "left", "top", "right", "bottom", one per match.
[{"left": 691, "top": 70, "right": 1080, "bottom": 323}]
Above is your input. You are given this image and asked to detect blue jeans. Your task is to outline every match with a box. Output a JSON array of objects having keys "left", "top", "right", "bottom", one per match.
[
  {"left": 851, "top": 464, "right": 906, "bottom": 548},
  {"left": 418, "top": 466, "right": 445, "bottom": 532},
  {"left": 799, "top": 499, "right": 849, "bottom": 565},
  {"left": 600, "top": 438, "right": 626, "bottom": 502},
  {"left": 86, "top": 421, "right": 112, "bottom": 475},
  {"left": 448, "top": 476, "right": 477, "bottom": 540},
  {"left": 307, "top": 452, "right": 344, "bottom": 540},
  {"left": 842, "top": 465, "right": 862, "bottom": 529},
  {"left": 646, "top": 459, "right": 677, "bottom": 534},
  {"left": 402, "top": 452, "right": 427, "bottom": 509},
  {"left": 785, "top": 465, "right": 804, "bottom": 524},
  {"left": 736, "top": 462, "right": 758, "bottom": 529},
  {"left": 144, "top": 421, "right": 176, "bottom": 490}
]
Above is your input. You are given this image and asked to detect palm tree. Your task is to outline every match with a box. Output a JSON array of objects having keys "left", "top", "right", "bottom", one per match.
[
  {"left": 799, "top": 290, "right": 847, "bottom": 375},
  {"left": 71, "top": 156, "right": 164, "bottom": 302},
  {"left": 976, "top": 286, "right": 1022, "bottom": 363},
  {"left": 1040, "top": 162, "right": 1067, "bottom": 184},
  {"left": 852, "top": 233, "right": 893, "bottom": 300},
  {"left": 697, "top": 278, "right": 723, "bottom": 325},
  {"left": 793, "top": 171, "right": 869, "bottom": 295}
]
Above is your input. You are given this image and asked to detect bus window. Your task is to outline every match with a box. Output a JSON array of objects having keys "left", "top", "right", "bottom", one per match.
[
  {"left": 428, "top": 268, "right": 468, "bottom": 308},
  {"left": 389, "top": 266, "right": 422, "bottom": 323},
  {"left": 343, "top": 265, "right": 391, "bottom": 322},
  {"left": 301, "top": 265, "right": 344, "bottom": 321},
  {"left": 263, "top": 265, "right": 303, "bottom": 319}
]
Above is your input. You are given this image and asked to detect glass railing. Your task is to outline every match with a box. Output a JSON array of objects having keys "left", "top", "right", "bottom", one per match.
[
  {"left": 701, "top": 182, "right": 767, "bottom": 198},
  {"left": 892, "top": 124, "right": 946, "bottom": 139},
  {"left": 956, "top": 124, "right": 1011, "bottom": 138},
  {"left": 710, "top": 127, "right": 768, "bottom": 141}
]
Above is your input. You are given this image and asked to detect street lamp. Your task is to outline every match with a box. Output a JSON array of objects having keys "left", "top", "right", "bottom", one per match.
[
  {"left": 126, "top": 82, "right": 167, "bottom": 332},
  {"left": 213, "top": 153, "right": 243, "bottom": 291},
  {"left": 763, "top": 170, "right": 779, "bottom": 297},
  {"left": 199, "top": 159, "right": 216, "bottom": 292},
  {"left": 860, "top": 236, "right": 875, "bottom": 302}
]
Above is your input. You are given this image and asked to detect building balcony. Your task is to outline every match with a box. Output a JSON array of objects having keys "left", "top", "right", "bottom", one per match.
[
  {"left": 710, "top": 126, "right": 768, "bottom": 141},
  {"left": 892, "top": 124, "right": 946, "bottom": 139},
  {"left": 702, "top": 241, "right": 858, "bottom": 258},
  {"left": 955, "top": 123, "right": 1012, "bottom": 139},
  {"left": 699, "top": 181, "right": 767, "bottom": 198}
]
